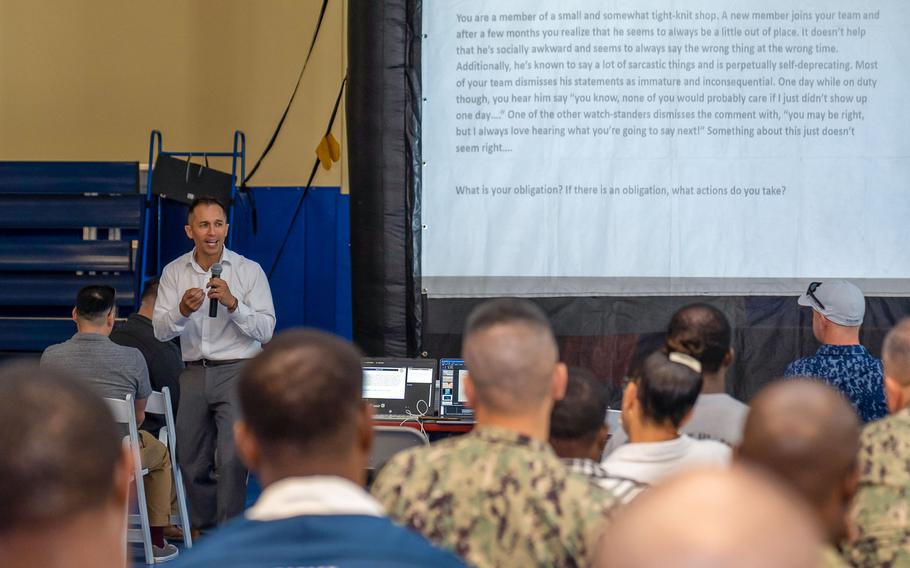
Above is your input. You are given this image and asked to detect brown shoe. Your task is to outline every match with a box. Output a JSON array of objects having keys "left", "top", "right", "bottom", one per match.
[
  {"left": 162, "top": 525, "right": 184, "bottom": 540},
  {"left": 163, "top": 525, "right": 203, "bottom": 541}
]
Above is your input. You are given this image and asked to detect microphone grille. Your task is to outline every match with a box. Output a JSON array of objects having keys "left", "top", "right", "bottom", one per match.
[{"left": 211, "top": 263, "right": 223, "bottom": 277}]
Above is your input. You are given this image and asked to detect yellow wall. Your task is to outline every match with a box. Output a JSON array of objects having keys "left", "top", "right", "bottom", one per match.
[{"left": 0, "top": 0, "right": 346, "bottom": 188}]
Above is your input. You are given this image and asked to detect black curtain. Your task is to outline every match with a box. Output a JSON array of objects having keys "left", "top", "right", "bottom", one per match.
[
  {"left": 422, "top": 295, "right": 910, "bottom": 403},
  {"left": 347, "top": 0, "right": 422, "bottom": 357}
]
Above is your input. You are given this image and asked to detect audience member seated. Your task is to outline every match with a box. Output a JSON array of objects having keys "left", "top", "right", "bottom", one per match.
[
  {"left": 171, "top": 329, "right": 466, "bottom": 568},
  {"left": 738, "top": 379, "right": 859, "bottom": 568},
  {"left": 844, "top": 318, "right": 910, "bottom": 565},
  {"left": 597, "top": 467, "right": 823, "bottom": 568},
  {"left": 603, "top": 303, "right": 748, "bottom": 456},
  {"left": 40, "top": 284, "right": 178, "bottom": 561},
  {"left": 372, "top": 299, "right": 615, "bottom": 568},
  {"left": 0, "top": 362, "right": 132, "bottom": 568},
  {"left": 549, "top": 367, "right": 648, "bottom": 503},
  {"left": 667, "top": 303, "right": 748, "bottom": 444},
  {"left": 602, "top": 351, "right": 731, "bottom": 484},
  {"left": 111, "top": 277, "right": 184, "bottom": 435},
  {"left": 785, "top": 280, "right": 887, "bottom": 422}
]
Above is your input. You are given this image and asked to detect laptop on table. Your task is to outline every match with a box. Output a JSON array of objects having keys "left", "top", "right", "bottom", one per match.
[
  {"left": 362, "top": 358, "right": 437, "bottom": 420},
  {"left": 437, "top": 358, "right": 474, "bottom": 422}
]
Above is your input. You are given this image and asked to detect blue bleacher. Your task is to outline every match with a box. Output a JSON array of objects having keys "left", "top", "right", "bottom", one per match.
[
  {"left": 0, "top": 241, "right": 134, "bottom": 272},
  {"left": 0, "top": 273, "right": 136, "bottom": 306},
  {"left": 0, "top": 162, "right": 143, "bottom": 354},
  {"left": 0, "top": 162, "right": 138, "bottom": 194},
  {"left": 0, "top": 194, "right": 142, "bottom": 228}
]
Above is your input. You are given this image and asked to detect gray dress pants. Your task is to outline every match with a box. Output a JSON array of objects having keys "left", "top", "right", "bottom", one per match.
[{"left": 176, "top": 361, "right": 247, "bottom": 528}]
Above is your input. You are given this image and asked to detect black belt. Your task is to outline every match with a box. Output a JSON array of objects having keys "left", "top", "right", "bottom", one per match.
[{"left": 187, "top": 358, "right": 245, "bottom": 368}]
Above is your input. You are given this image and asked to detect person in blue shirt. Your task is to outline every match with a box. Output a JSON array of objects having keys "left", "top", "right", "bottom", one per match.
[
  {"left": 785, "top": 280, "right": 887, "bottom": 423},
  {"left": 172, "top": 329, "right": 467, "bottom": 568}
]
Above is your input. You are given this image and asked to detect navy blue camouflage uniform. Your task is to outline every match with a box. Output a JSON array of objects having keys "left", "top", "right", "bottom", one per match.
[{"left": 785, "top": 344, "right": 887, "bottom": 423}]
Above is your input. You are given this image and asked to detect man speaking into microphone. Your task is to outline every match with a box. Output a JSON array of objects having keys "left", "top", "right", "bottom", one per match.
[{"left": 154, "top": 197, "right": 275, "bottom": 530}]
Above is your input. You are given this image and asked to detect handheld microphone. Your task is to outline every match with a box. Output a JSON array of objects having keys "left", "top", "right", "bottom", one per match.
[{"left": 209, "top": 263, "right": 223, "bottom": 318}]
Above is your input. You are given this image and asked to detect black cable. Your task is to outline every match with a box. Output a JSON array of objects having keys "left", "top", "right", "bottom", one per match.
[
  {"left": 240, "top": 0, "right": 331, "bottom": 233},
  {"left": 243, "top": 0, "right": 330, "bottom": 187},
  {"left": 268, "top": 75, "right": 347, "bottom": 279}
]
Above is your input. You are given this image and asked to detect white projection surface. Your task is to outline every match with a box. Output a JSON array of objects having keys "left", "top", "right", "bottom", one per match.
[{"left": 420, "top": 0, "right": 910, "bottom": 297}]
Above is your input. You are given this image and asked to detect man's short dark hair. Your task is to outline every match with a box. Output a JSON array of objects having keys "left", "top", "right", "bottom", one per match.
[
  {"left": 75, "top": 285, "right": 116, "bottom": 322},
  {"left": 637, "top": 351, "right": 703, "bottom": 428},
  {"left": 141, "top": 278, "right": 160, "bottom": 304},
  {"left": 550, "top": 367, "right": 609, "bottom": 442},
  {"left": 0, "top": 362, "right": 122, "bottom": 532},
  {"left": 464, "top": 297, "right": 553, "bottom": 338},
  {"left": 187, "top": 197, "right": 227, "bottom": 222},
  {"left": 665, "top": 304, "right": 732, "bottom": 374},
  {"left": 238, "top": 329, "right": 364, "bottom": 454},
  {"left": 462, "top": 298, "right": 559, "bottom": 411}
]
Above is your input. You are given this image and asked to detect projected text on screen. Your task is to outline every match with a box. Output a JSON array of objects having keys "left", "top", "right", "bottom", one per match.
[{"left": 421, "top": 0, "right": 910, "bottom": 296}]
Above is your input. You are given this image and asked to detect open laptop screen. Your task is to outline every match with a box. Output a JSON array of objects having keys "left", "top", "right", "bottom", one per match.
[
  {"left": 362, "top": 358, "right": 436, "bottom": 417},
  {"left": 438, "top": 358, "right": 473, "bottom": 420}
]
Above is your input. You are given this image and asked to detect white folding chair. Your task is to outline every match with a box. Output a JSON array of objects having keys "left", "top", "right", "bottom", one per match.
[
  {"left": 369, "top": 425, "right": 429, "bottom": 471},
  {"left": 146, "top": 387, "right": 193, "bottom": 550},
  {"left": 105, "top": 394, "right": 154, "bottom": 565}
]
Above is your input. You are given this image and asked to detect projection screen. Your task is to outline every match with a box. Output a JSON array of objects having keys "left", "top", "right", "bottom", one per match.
[{"left": 420, "top": 0, "right": 910, "bottom": 297}]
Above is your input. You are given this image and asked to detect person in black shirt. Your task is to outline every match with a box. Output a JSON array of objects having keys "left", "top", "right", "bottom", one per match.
[{"left": 111, "top": 278, "right": 184, "bottom": 434}]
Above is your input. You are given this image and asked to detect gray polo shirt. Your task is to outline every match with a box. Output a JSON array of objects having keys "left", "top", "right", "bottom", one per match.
[{"left": 41, "top": 332, "right": 152, "bottom": 401}]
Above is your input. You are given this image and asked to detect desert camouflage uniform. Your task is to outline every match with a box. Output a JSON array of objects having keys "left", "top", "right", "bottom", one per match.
[
  {"left": 844, "top": 408, "right": 910, "bottom": 567},
  {"left": 371, "top": 426, "right": 616, "bottom": 568}
]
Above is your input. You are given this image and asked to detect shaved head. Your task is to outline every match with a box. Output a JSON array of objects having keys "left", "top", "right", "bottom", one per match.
[
  {"left": 462, "top": 298, "right": 559, "bottom": 413},
  {"left": 738, "top": 379, "right": 859, "bottom": 542},
  {"left": 598, "top": 467, "right": 822, "bottom": 568},
  {"left": 884, "top": 319, "right": 910, "bottom": 386}
]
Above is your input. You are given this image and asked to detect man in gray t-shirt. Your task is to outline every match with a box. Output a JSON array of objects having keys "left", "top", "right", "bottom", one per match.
[
  {"left": 40, "top": 285, "right": 179, "bottom": 562},
  {"left": 43, "top": 328, "right": 152, "bottom": 403}
]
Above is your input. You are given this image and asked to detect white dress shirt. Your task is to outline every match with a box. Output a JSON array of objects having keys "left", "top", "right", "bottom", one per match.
[
  {"left": 246, "top": 476, "right": 385, "bottom": 521},
  {"left": 153, "top": 247, "right": 276, "bottom": 361}
]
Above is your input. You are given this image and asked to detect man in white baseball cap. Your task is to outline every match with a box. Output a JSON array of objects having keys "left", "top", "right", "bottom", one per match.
[{"left": 784, "top": 280, "right": 887, "bottom": 422}]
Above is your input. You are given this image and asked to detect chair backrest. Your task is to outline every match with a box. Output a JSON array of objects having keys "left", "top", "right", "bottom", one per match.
[
  {"left": 145, "top": 390, "right": 166, "bottom": 415},
  {"left": 103, "top": 394, "right": 143, "bottom": 475},
  {"left": 105, "top": 394, "right": 135, "bottom": 424},
  {"left": 105, "top": 393, "right": 140, "bottom": 436},
  {"left": 140, "top": 388, "right": 178, "bottom": 452},
  {"left": 369, "top": 425, "right": 429, "bottom": 470}
]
